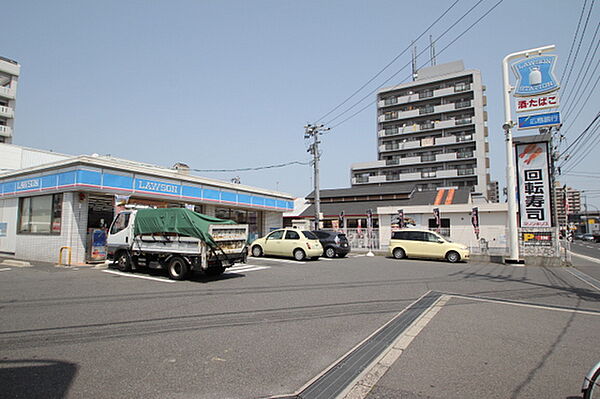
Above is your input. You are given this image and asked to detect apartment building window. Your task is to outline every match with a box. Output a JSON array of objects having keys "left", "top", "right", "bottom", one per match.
[
  {"left": 18, "top": 194, "right": 63, "bottom": 234},
  {"left": 455, "top": 100, "right": 471, "bottom": 109},
  {"left": 457, "top": 167, "right": 475, "bottom": 176},
  {"left": 419, "top": 105, "right": 435, "bottom": 115},
  {"left": 419, "top": 89, "right": 434, "bottom": 99},
  {"left": 384, "top": 97, "right": 398, "bottom": 106},
  {"left": 454, "top": 82, "right": 470, "bottom": 92},
  {"left": 384, "top": 127, "right": 398, "bottom": 136},
  {"left": 420, "top": 121, "right": 434, "bottom": 130},
  {"left": 421, "top": 153, "right": 436, "bottom": 162},
  {"left": 456, "top": 133, "right": 473, "bottom": 142},
  {"left": 455, "top": 117, "right": 472, "bottom": 125},
  {"left": 384, "top": 111, "right": 398, "bottom": 121},
  {"left": 457, "top": 151, "right": 474, "bottom": 159}
]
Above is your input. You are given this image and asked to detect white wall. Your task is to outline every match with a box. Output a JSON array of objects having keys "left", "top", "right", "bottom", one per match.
[
  {"left": 0, "top": 198, "right": 18, "bottom": 254},
  {"left": 0, "top": 143, "right": 70, "bottom": 172},
  {"left": 14, "top": 192, "right": 88, "bottom": 264},
  {"left": 263, "top": 211, "right": 283, "bottom": 233},
  {"left": 378, "top": 203, "right": 508, "bottom": 249}
]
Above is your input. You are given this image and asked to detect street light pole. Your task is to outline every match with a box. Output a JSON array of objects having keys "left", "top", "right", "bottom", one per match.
[{"left": 501, "top": 45, "right": 555, "bottom": 263}]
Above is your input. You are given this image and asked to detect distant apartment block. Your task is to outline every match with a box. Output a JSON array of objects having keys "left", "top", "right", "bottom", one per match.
[
  {"left": 554, "top": 182, "right": 581, "bottom": 229},
  {"left": 0, "top": 56, "right": 19, "bottom": 144},
  {"left": 351, "top": 60, "right": 496, "bottom": 198},
  {"left": 487, "top": 181, "right": 499, "bottom": 203}
]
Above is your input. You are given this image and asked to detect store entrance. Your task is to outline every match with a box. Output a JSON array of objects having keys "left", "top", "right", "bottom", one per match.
[{"left": 86, "top": 194, "right": 115, "bottom": 262}]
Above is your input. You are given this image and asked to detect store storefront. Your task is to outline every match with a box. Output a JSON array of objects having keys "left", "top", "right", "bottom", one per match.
[{"left": 0, "top": 156, "right": 294, "bottom": 264}]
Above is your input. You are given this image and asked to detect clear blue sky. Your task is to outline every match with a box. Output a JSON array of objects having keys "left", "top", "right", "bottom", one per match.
[{"left": 4, "top": 0, "right": 599, "bottom": 208}]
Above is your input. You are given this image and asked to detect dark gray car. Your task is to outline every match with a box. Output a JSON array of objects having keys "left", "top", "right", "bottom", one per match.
[{"left": 312, "top": 230, "right": 351, "bottom": 258}]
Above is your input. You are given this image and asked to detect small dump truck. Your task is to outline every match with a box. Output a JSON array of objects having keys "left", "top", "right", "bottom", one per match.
[{"left": 107, "top": 208, "right": 248, "bottom": 280}]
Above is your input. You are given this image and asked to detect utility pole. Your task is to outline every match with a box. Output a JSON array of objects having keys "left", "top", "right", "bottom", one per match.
[{"left": 305, "top": 123, "right": 330, "bottom": 230}]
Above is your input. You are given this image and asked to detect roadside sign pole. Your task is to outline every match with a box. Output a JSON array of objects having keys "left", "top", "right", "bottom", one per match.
[{"left": 502, "top": 45, "right": 555, "bottom": 263}]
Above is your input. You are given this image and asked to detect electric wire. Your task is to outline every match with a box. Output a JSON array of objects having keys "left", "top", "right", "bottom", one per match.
[
  {"left": 561, "top": 0, "right": 595, "bottom": 94},
  {"left": 312, "top": 0, "right": 461, "bottom": 124},
  {"left": 327, "top": 0, "right": 504, "bottom": 129},
  {"left": 559, "top": 111, "right": 600, "bottom": 169},
  {"left": 190, "top": 160, "right": 311, "bottom": 173},
  {"left": 561, "top": 20, "right": 600, "bottom": 121},
  {"left": 560, "top": 0, "right": 588, "bottom": 83},
  {"left": 561, "top": 117, "right": 600, "bottom": 173},
  {"left": 324, "top": 0, "right": 490, "bottom": 126}
]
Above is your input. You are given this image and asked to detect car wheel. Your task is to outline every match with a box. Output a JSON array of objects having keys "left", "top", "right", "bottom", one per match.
[
  {"left": 446, "top": 251, "right": 460, "bottom": 263},
  {"left": 167, "top": 256, "right": 189, "bottom": 280},
  {"left": 293, "top": 249, "right": 306, "bottom": 261},
  {"left": 251, "top": 245, "right": 263, "bottom": 257},
  {"left": 325, "top": 247, "right": 336, "bottom": 258},
  {"left": 116, "top": 251, "right": 132, "bottom": 272},
  {"left": 392, "top": 248, "right": 406, "bottom": 260}
]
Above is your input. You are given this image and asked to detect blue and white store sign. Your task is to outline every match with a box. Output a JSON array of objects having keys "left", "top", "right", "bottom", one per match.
[
  {"left": 518, "top": 111, "right": 561, "bottom": 130},
  {"left": 0, "top": 168, "right": 294, "bottom": 211},
  {"left": 512, "top": 55, "right": 559, "bottom": 97}
]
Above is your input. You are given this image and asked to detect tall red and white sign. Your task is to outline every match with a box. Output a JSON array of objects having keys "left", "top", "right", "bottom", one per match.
[{"left": 516, "top": 142, "right": 552, "bottom": 227}]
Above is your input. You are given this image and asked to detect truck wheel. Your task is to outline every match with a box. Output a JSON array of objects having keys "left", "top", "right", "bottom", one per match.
[
  {"left": 116, "top": 252, "right": 132, "bottom": 272},
  {"left": 251, "top": 245, "right": 263, "bottom": 257},
  {"left": 167, "top": 257, "right": 189, "bottom": 280}
]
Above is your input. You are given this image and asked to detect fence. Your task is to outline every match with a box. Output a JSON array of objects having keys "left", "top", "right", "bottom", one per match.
[{"left": 321, "top": 228, "right": 380, "bottom": 251}]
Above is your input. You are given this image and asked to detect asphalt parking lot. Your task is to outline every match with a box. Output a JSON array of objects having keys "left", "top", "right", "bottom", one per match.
[{"left": 1, "top": 253, "right": 599, "bottom": 398}]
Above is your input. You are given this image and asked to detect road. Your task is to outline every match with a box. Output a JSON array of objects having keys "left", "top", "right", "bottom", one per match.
[
  {"left": 570, "top": 239, "right": 600, "bottom": 281},
  {"left": 1, "top": 253, "right": 599, "bottom": 399}
]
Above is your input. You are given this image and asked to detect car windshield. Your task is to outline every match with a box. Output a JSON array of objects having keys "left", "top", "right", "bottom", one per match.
[{"left": 302, "top": 231, "right": 318, "bottom": 239}]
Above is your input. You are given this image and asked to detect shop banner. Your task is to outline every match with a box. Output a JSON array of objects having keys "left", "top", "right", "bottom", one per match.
[
  {"left": 471, "top": 207, "right": 480, "bottom": 239},
  {"left": 433, "top": 208, "right": 441, "bottom": 232},
  {"left": 516, "top": 142, "right": 552, "bottom": 227}
]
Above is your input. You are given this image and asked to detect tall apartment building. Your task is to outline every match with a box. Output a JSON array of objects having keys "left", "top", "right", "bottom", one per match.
[
  {"left": 351, "top": 61, "right": 495, "bottom": 197},
  {"left": 0, "top": 56, "right": 19, "bottom": 144},
  {"left": 554, "top": 182, "right": 581, "bottom": 229}
]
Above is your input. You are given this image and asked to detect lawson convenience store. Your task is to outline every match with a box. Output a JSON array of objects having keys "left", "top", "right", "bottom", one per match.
[{"left": 0, "top": 155, "right": 294, "bottom": 264}]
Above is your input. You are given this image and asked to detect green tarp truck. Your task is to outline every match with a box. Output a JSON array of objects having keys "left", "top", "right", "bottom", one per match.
[{"left": 107, "top": 208, "right": 248, "bottom": 280}]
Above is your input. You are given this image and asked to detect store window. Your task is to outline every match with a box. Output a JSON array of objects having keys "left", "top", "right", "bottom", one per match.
[{"left": 18, "top": 194, "right": 63, "bottom": 234}]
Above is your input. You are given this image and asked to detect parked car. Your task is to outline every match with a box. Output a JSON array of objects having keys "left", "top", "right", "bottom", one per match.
[
  {"left": 312, "top": 230, "right": 351, "bottom": 258},
  {"left": 582, "top": 233, "right": 596, "bottom": 242},
  {"left": 250, "top": 228, "right": 323, "bottom": 261},
  {"left": 388, "top": 229, "right": 469, "bottom": 263},
  {"left": 574, "top": 233, "right": 584, "bottom": 240}
]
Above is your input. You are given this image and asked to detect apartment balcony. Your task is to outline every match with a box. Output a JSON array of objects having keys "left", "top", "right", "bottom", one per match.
[
  {"left": 435, "top": 136, "right": 456, "bottom": 145},
  {"left": 400, "top": 156, "right": 420, "bottom": 165},
  {"left": 437, "top": 169, "right": 459, "bottom": 178},
  {"left": 399, "top": 172, "right": 422, "bottom": 181},
  {"left": 457, "top": 168, "right": 476, "bottom": 176},
  {"left": 379, "top": 140, "right": 420, "bottom": 152},
  {"left": 352, "top": 175, "right": 387, "bottom": 184},
  {"left": 351, "top": 160, "right": 386, "bottom": 171},
  {"left": 0, "top": 105, "right": 14, "bottom": 119},
  {"left": 0, "top": 86, "right": 16, "bottom": 100},
  {"left": 434, "top": 120, "right": 455, "bottom": 129},
  {"left": 0, "top": 125, "right": 12, "bottom": 137},
  {"left": 436, "top": 153, "right": 458, "bottom": 162}
]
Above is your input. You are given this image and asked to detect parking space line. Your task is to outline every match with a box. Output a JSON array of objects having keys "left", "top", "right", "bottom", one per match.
[
  {"left": 249, "top": 257, "right": 306, "bottom": 264},
  {"left": 101, "top": 270, "right": 175, "bottom": 283},
  {"left": 226, "top": 265, "right": 270, "bottom": 273},
  {"left": 0, "top": 267, "right": 12, "bottom": 272},
  {"left": 565, "top": 268, "right": 600, "bottom": 292}
]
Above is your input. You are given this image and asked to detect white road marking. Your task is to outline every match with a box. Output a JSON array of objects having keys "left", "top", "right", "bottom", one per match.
[
  {"left": 250, "top": 257, "right": 306, "bottom": 264},
  {"left": 0, "top": 267, "right": 12, "bottom": 272},
  {"left": 101, "top": 270, "right": 175, "bottom": 283},
  {"left": 569, "top": 251, "right": 600, "bottom": 264},
  {"left": 225, "top": 266, "right": 270, "bottom": 273}
]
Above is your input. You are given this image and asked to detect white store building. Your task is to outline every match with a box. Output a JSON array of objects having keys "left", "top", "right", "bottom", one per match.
[{"left": 0, "top": 155, "right": 294, "bottom": 264}]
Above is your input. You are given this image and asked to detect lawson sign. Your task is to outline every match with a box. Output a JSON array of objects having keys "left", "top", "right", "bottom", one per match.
[
  {"left": 0, "top": 168, "right": 293, "bottom": 211},
  {"left": 512, "top": 55, "right": 559, "bottom": 97}
]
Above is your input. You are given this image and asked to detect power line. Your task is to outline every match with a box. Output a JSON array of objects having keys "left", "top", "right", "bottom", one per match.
[
  {"left": 561, "top": 71, "right": 600, "bottom": 131},
  {"left": 561, "top": 20, "right": 600, "bottom": 121},
  {"left": 312, "top": 0, "right": 461, "bottom": 124},
  {"left": 328, "top": 0, "right": 504, "bottom": 129},
  {"left": 561, "top": 0, "right": 595, "bottom": 94},
  {"left": 560, "top": 0, "right": 588, "bottom": 83},
  {"left": 191, "top": 160, "right": 310, "bottom": 173},
  {"left": 561, "top": 116, "right": 600, "bottom": 173}
]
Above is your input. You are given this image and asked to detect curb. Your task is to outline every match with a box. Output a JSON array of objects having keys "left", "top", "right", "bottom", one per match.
[{"left": 0, "top": 259, "right": 31, "bottom": 267}]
